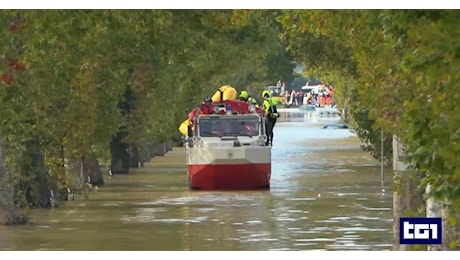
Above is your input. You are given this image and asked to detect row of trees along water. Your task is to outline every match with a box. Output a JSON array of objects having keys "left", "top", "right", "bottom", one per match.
[
  {"left": 277, "top": 10, "right": 460, "bottom": 250},
  {"left": 0, "top": 10, "right": 294, "bottom": 224},
  {"left": 0, "top": 10, "right": 459, "bottom": 250}
]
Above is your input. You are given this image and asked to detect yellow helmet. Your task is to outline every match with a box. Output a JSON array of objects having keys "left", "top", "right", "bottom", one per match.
[
  {"left": 262, "top": 90, "right": 270, "bottom": 98},
  {"left": 239, "top": 90, "right": 249, "bottom": 100}
]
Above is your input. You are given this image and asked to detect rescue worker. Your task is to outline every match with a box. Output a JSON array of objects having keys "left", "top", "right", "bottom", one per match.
[
  {"left": 262, "top": 89, "right": 279, "bottom": 146},
  {"left": 239, "top": 90, "right": 259, "bottom": 107}
]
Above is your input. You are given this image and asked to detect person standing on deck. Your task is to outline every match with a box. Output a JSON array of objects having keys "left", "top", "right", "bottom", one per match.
[
  {"left": 262, "top": 89, "right": 279, "bottom": 146},
  {"left": 239, "top": 90, "right": 259, "bottom": 107}
]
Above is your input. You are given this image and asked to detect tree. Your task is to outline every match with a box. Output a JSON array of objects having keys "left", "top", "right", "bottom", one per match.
[
  {"left": 0, "top": 10, "right": 297, "bottom": 223},
  {"left": 277, "top": 9, "right": 460, "bottom": 250}
]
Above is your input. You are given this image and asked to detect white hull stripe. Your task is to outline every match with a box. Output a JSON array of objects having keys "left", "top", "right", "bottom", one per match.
[{"left": 186, "top": 146, "right": 271, "bottom": 165}]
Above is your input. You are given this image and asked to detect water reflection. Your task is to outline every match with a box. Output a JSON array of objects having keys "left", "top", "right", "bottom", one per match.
[{"left": 0, "top": 110, "right": 393, "bottom": 251}]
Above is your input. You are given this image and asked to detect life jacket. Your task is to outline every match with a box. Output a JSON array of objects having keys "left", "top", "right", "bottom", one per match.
[
  {"left": 247, "top": 96, "right": 258, "bottom": 106},
  {"left": 263, "top": 97, "right": 279, "bottom": 118}
]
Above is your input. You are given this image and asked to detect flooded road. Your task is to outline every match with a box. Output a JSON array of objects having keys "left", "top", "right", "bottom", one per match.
[{"left": 0, "top": 110, "right": 393, "bottom": 250}]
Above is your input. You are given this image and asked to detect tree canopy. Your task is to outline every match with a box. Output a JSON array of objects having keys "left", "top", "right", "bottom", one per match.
[
  {"left": 277, "top": 10, "right": 460, "bottom": 242},
  {"left": 0, "top": 10, "right": 294, "bottom": 215},
  {"left": 2, "top": 11, "right": 459, "bottom": 247}
]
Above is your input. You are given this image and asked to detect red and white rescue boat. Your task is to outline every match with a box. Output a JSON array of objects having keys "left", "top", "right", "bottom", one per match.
[{"left": 182, "top": 98, "right": 271, "bottom": 190}]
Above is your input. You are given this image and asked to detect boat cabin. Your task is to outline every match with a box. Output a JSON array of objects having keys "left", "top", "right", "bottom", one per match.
[{"left": 195, "top": 114, "right": 264, "bottom": 138}]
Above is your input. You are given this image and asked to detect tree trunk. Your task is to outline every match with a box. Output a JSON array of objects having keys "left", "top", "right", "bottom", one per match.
[
  {"left": 110, "top": 131, "right": 130, "bottom": 174},
  {"left": 140, "top": 143, "right": 152, "bottom": 167},
  {"left": 440, "top": 203, "right": 458, "bottom": 250},
  {"left": 111, "top": 75, "right": 134, "bottom": 174},
  {"left": 341, "top": 85, "right": 349, "bottom": 124},
  {"left": 393, "top": 171, "right": 412, "bottom": 250},
  {"left": 83, "top": 156, "right": 104, "bottom": 186},
  {"left": 153, "top": 143, "right": 166, "bottom": 156},
  {"left": 426, "top": 183, "right": 442, "bottom": 250},
  {"left": 0, "top": 136, "right": 12, "bottom": 224},
  {"left": 0, "top": 136, "right": 27, "bottom": 225},
  {"left": 129, "top": 145, "right": 140, "bottom": 168},
  {"left": 392, "top": 135, "right": 424, "bottom": 250},
  {"left": 20, "top": 136, "right": 51, "bottom": 208},
  {"left": 426, "top": 184, "right": 458, "bottom": 250}
]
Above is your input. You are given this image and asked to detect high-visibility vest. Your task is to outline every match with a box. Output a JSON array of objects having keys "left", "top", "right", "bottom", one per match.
[
  {"left": 263, "top": 97, "right": 278, "bottom": 116},
  {"left": 247, "top": 97, "right": 258, "bottom": 106}
]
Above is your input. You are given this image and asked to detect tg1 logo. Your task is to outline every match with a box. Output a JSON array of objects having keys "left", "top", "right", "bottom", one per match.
[{"left": 400, "top": 217, "right": 442, "bottom": 244}]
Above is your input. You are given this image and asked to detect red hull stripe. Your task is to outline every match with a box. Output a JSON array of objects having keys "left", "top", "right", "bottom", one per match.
[{"left": 188, "top": 163, "right": 271, "bottom": 190}]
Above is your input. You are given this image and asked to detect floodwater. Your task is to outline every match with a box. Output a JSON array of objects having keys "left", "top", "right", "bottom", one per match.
[{"left": 0, "top": 109, "right": 393, "bottom": 251}]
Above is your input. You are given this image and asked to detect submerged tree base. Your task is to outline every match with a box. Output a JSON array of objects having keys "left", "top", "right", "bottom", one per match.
[{"left": 1, "top": 209, "right": 29, "bottom": 225}]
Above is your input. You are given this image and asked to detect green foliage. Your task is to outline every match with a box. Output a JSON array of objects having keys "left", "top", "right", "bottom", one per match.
[
  {"left": 0, "top": 10, "right": 295, "bottom": 212},
  {"left": 277, "top": 10, "right": 460, "bottom": 236},
  {"left": 277, "top": 10, "right": 394, "bottom": 163}
]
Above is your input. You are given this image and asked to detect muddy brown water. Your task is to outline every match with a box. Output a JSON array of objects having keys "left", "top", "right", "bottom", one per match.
[{"left": 0, "top": 110, "right": 393, "bottom": 250}]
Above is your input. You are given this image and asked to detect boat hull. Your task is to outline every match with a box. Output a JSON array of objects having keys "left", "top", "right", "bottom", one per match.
[{"left": 186, "top": 146, "right": 271, "bottom": 190}]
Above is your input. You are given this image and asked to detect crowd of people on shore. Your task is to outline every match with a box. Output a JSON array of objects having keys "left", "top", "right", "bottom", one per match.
[{"left": 282, "top": 82, "right": 336, "bottom": 108}]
